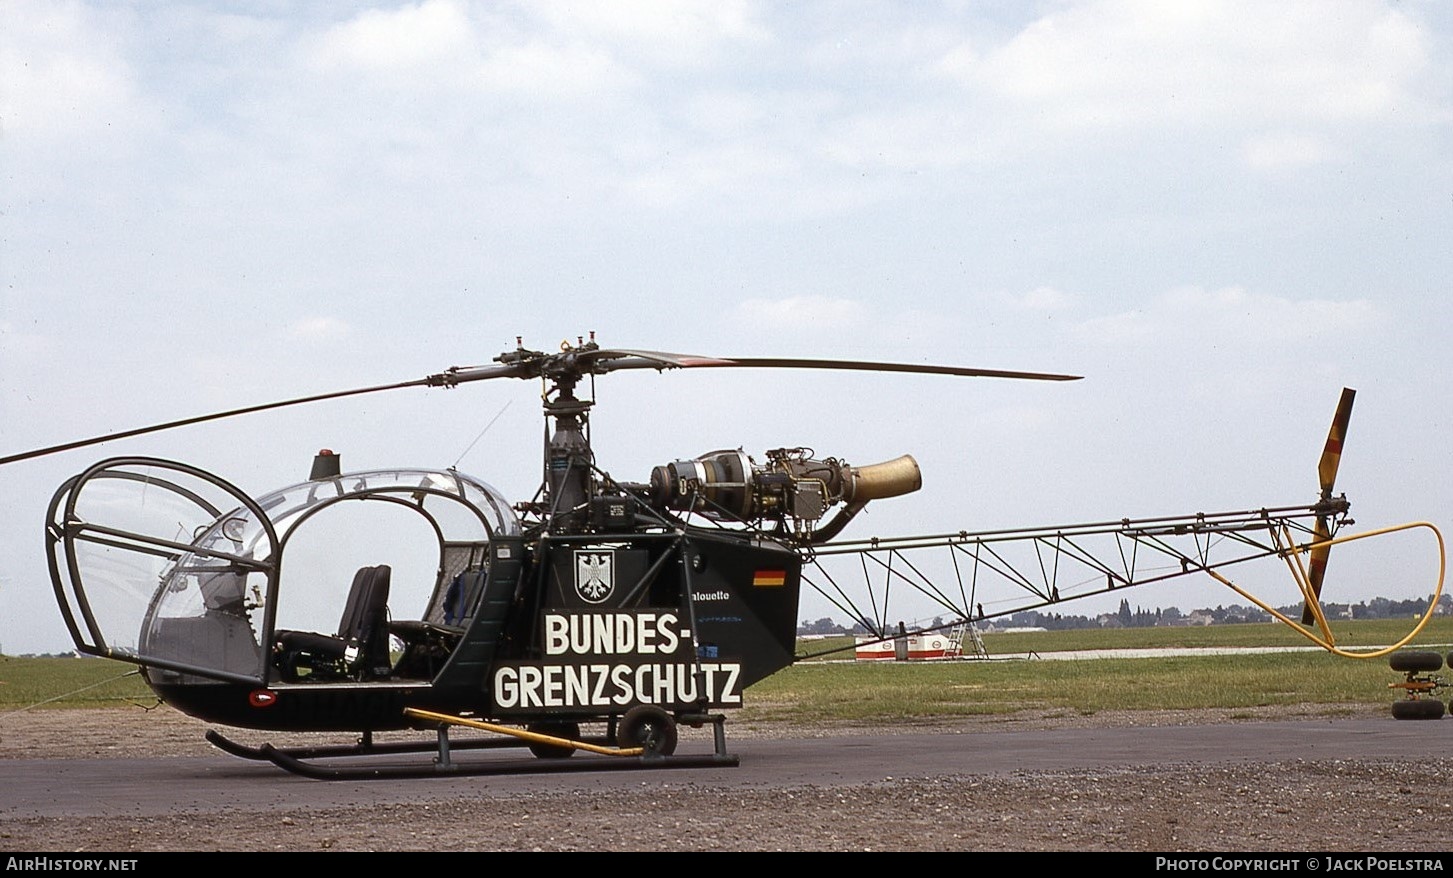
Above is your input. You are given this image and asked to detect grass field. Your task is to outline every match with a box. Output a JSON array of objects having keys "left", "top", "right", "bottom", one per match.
[
  {"left": 2, "top": 617, "right": 1449, "bottom": 724},
  {"left": 796, "top": 616, "right": 1453, "bottom": 661}
]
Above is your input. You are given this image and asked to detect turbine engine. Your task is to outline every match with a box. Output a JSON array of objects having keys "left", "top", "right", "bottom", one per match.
[{"left": 643, "top": 447, "right": 922, "bottom": 544}]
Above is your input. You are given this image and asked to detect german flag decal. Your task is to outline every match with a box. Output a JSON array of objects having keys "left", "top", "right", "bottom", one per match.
[{"left": 752, "top": 569, "right": 787, "bottom": 588}]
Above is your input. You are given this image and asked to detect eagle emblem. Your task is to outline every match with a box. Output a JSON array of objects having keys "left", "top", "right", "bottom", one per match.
[{"left": 574, "top": 550, "right": 614, "bottom": 603}]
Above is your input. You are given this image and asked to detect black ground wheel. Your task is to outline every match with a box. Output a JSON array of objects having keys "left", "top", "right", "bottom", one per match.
[
  {"left": 618, "top": 705, "right": 678, "bottom": 756},
  {"left": 1391, "top": 698, "right": 1446, "bottom": 720},
  {"left": 1390, "top": 650, "right": 1445, "bottom": 673},
  {"left": 525, "top": 721, "right": 581, "bottom": 758}
]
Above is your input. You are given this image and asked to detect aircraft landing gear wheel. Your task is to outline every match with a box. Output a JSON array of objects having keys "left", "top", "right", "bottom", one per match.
[
  {"left": 1391, "top": 698, "right": 1445, "bottom": 720},
  {"left": 1390, "top": 650, "right": 1445, "bottom": 673},
  {"left": 526, "top": 721, "right": 580, "bottom": 759},
  {"left": 618, "top": 705, "right": 678, "bottom": 756}
]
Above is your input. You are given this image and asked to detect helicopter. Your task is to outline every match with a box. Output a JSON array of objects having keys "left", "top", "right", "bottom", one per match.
[{"left": 15, "top": 335, "right": 1447, "bottom": 779}]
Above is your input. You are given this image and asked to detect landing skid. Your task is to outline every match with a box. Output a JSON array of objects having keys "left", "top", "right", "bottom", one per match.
[
  {"left": 204, "top": 729, "right": 536, "bottom": 761},
  {"left": 205, "top": 710, "right": 741, "bottom": 780},
  {"left": 255, "top": 742, "right": 740, "bottom": 780}
]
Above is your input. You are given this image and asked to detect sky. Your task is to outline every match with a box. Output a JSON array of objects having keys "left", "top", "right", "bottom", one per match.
[{"left": 2, "top": 0, "right": 1451, "bottom": 656}]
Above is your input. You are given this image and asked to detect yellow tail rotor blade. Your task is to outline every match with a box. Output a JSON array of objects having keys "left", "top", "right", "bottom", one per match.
[{"left": 1303, "top": 387, "right": 1355, "bottom": 624}]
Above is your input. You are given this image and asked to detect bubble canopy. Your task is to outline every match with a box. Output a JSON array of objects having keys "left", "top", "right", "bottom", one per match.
[{"left": 48, "top": 457, "right": 521, "bottom": 684}]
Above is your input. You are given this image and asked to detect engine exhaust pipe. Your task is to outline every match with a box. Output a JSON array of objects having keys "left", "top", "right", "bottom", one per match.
[
  {"left": 812, "top": 454, "right": 922, "bottom": 544},
  {"left": 843, "top": 454, "right": 921, "bottom": 503}
]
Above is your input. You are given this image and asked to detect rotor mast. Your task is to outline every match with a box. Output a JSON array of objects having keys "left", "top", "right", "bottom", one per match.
[
  {"left": 493, "top": 334, "right": 604, "bottom": 530},
  {"left": 540, "top": 346, "right": 597, "bottom": 529}
]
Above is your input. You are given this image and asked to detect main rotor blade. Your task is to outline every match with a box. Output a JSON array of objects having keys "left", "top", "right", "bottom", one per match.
[
  {"left": 669, "top": 356, "right": 1083, "bottom": 382},
  {"left": 4, "top": 344, "right": 1081, "bottom": 467},
  {"left": 440, "top": 350, "right": 1082, "bottom": 382},
  {"left": 0, "top": 377, "right": 434, "bottom": 467},
  {"left": 1302, "top": 387, "right": 1356, "bottom": 625}
]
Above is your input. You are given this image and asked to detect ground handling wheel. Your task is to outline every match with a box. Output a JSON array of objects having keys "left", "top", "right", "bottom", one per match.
[
  {"left": 617, "top": 705, "right": 678, "bottom": 756},
  {"left": 525, "top": 721, "right": 581, "bottom": 758},
  {"left": 1388, "top": 650, "right": 1446, "bottom": 720},
  {"left": 1390, "top": 650, "right": 1444, "bottom": 673},
  {"left": 1392, "top": 698, "right": 1446, "bottom": 720}
]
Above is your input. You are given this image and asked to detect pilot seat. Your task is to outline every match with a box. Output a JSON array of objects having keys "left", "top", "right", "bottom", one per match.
[{"left": 273, "top": 564, "right": 393, "bottom": 682}]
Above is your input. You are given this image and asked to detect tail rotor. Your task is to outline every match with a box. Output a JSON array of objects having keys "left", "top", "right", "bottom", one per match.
[{"left": 1302, "top": 387, "right": 1356, "bottom": 624}]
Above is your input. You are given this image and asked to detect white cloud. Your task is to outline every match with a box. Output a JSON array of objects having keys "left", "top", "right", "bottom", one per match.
[
  {"left": 473, "top": 41, "right": 635, "bottom": 99},
  {"left": 1014, "top": 286, "right": 1076, "bottom": 312},
  {"left": 940, "top": 0, "right": 1436, "bottom": 143},
  {"left": 0, "top": 1, "right": 146, "bottom": 144},
  {"left": 285, "top": 317, "right": 353, "bottom": 342},
  {"left": 1074, "top": 285, "right": 1381, "bottom": 346},
  {"left": 736, "top": 296, "right": 870, "bottom": 330},
  {"left": 1241, "top": 132, "right": 1337, "bottom": 171},
  {"left": 304, "top": 0, "right": 764, "bottom": 100},
  {"left": 532, "top": 0, "right": 770, "bottom": 67},
  {"left": 304, "top": 1, "right": 637, "bottom": 102},
  {"left": 0, "top": 321, "right": 53, "bottom": 359},
  {"left": 309, "top": 0, "right": 475, "bottom": 72}
]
